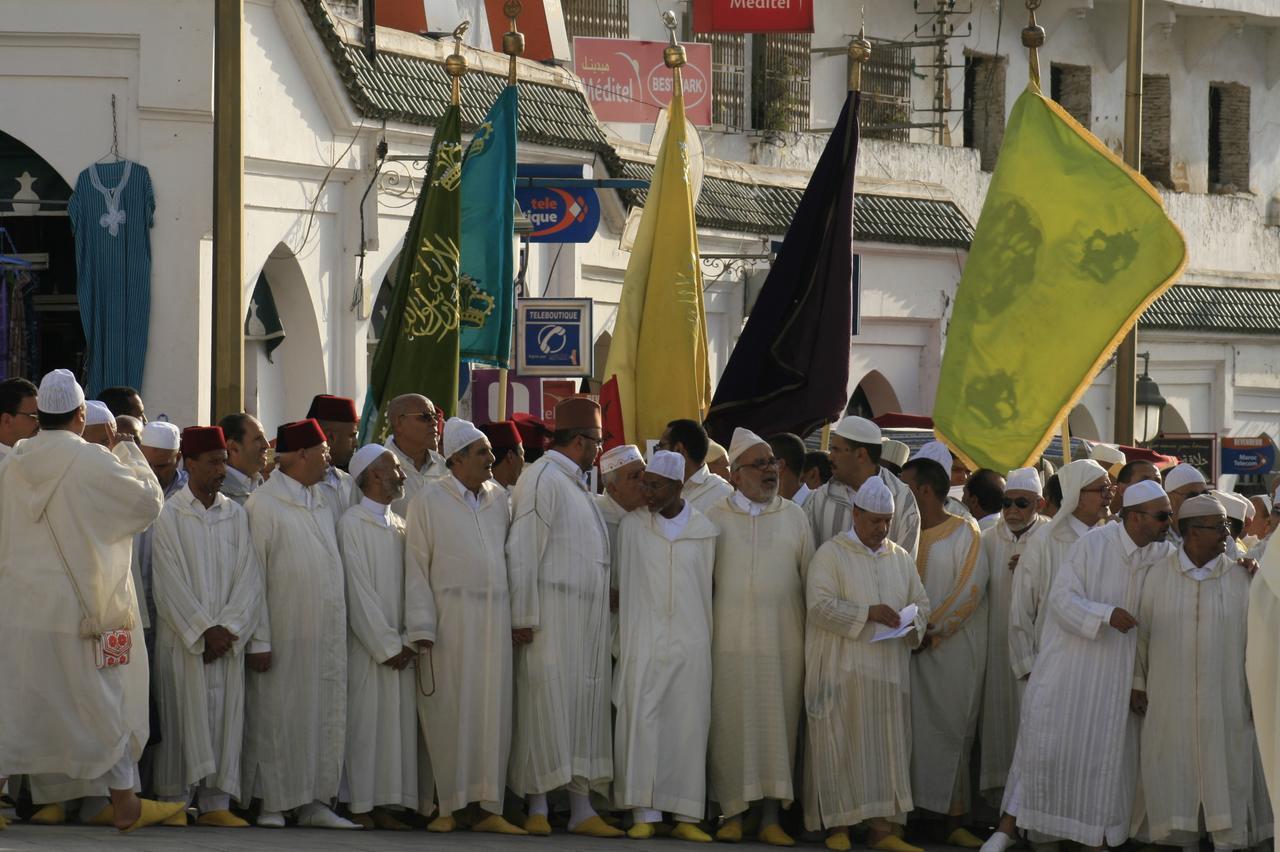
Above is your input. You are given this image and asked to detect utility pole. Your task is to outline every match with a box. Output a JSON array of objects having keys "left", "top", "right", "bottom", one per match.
[
  {"left": 213, "top": 0, "right": 244, "bottom": 420},
  {"left": 1113, "top": 0, "right": 1144, "bottom": 445}
]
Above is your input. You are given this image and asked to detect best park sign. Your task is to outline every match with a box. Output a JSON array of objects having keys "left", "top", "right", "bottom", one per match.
[
  {"left": 692, "top": 0, "right": 814, "bottom": 33},
  {"left": 573, "top": 37, "right": 713, "bottom": 126}
]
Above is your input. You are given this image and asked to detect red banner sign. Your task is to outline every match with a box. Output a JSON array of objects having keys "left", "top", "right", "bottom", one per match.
[
  {"left": 573, "top": 37, "right": 714, "bottom": 126},
  {"left": 692, "top": 0, "right": 814, "bottom": 33}
]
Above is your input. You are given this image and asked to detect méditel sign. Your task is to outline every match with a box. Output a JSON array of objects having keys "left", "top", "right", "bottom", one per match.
[
  {"left": 517, "top": 298, "right": 594, "bottom": 377},
  {"left": 692, "top": 0, "right": 813, "bottom": 33},
  {"left": 516, "top": 164, "right": 601, "bottom": 243},
  {"left": 573, "top": 37, "right": 713, "bottom": 126},
  {"left": 1149, "top": 433, "right": 1218, "bottom": 482},
  {"left": 1222, "top": 436, "right": 1277, "bottom": 475}
]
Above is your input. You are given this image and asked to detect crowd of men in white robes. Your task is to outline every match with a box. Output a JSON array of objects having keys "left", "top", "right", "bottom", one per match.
[{"left": 1, "top": 367, "right": 1280, "bottom": 852}]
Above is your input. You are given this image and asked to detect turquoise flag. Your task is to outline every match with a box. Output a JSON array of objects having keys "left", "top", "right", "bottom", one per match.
[{"left": 459, "top": 85, "right": 518, "bottom": 367}]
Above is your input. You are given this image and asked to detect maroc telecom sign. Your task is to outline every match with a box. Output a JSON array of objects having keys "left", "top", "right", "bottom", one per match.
[
  {"left": 692, "top": 0, "right": 814, "bottom": 33},
  {"left": 573, "top": 37, "right": 713, "bottom": 126}
]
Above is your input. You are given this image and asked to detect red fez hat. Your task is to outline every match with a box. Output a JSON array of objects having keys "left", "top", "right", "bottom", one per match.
[
  {"left": 511, "top": 412, "right": 552, "bottom": 450},
  {"left": 180, "top": 426, "right": 227, "bottom": 459},
  {"left": 276, "top": 418, "right": 326, "bottom": 452},
  {"left": 479, "top": 421, "right": 522, "bottom": 451},
  {"left": 306, "top": 394, "right": 359, "bottom": 423}
]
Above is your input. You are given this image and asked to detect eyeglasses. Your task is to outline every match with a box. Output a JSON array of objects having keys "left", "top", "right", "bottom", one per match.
[
  {"left": 1002, "top": 497, "right": 1034, "bottom": 509},
  {"left": 736, "top": 457, "right": 780, "bottom": 472},
  {"left": 1130, "top": 509, "right": 1174, "bottom": 522},
  {"left": 1187, "top": 521, "right": 1231, "bottom": 534},
  {"left": 11, "top": 410, "right": 38, "bottom": 420},
  {"left": 1079, "top": 485, "right": 1115, "bottom": 495},
  {"left": 400, "top": 412, "right": 437, "bottom": 424}
]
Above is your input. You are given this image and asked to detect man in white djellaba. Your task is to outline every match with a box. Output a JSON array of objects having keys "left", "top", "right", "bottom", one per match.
[
  {"left": 507, "top": 397, "right": 622, "bottom": 838},
  {"left": 982, "top": 480, "right": 1175, "bottom": 852},
  {"left": 0, "top": 369, "right": 182, "bottom": 832},
  {"left": 151, "top": 426, "right": 262, "bottom": 828},
  {"left": 403, "top": 419, "right": 527, "bottom": 836},
  {"left": 803, "top": 476, "right": 929, "bottom": 852},
  {"left": 613, "top": 450, "right": 717, "bottom": 842},
  {"left": 704, "top": 428, "right": 813, "bottom": 846},
  {"left": 1132, "top": 494, "right": 1269, "bottom": 851},
  {"left": 659, "top": 418, "right": 734, "bottom": 514},
  {"left": 242, "top": 418, "right": 358, "bottom": 830},
  {"left": 337, "top": 444, "right": 417, "bottom": 831}
]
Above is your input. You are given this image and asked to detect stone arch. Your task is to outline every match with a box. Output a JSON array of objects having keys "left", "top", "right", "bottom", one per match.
[
  {"left": 1068, "top": 404, "right": 1101, "bottom": 441},
  {"left": 849, "top": 370, "right": 902, "bottom": 417},
  {"left": 245, "top": 243, "right": 326, "bottom": 434}
]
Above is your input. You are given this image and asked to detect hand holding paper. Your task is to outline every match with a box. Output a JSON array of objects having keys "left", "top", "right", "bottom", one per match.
[{"left": 871, "top": 603, "right": 919, "bottom": 642}]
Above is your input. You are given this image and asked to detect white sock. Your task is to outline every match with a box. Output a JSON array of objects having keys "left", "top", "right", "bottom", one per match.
[
  {"left": 527, "top": 793, "right": 549, "bottom": 817},
  {"left": 761, "top": 799, "right": 780, "bottom": 825},
  {"left": 633, "top": 807, "right": 662, "bottom": 824},
  {"left": 982, "top": 830, "right": 1018, "bottom": 852},
  {"left": 674, "top": 814, "right": 699, "bottom": 824},
  {"left": 568, "top": 791, "right": 598, "bottom": 829},
  {"left": 298, "top": 800, "right": 335, "bottom": 819}
]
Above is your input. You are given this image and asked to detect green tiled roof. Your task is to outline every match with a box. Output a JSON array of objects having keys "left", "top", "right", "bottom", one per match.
[
  {"left": 1140, "top": 284, "right": 1280, "bottom": 335},
  {"left": 620, "top": 159, "right": 973, "bottom": 247},
  {"left": 300, "top": 0, "right": 620, "bottom": 165}
]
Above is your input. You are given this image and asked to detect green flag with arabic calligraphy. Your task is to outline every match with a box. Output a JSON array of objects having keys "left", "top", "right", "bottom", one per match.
[{"left": 360, "top": 105, "right": 464, "bottom": 443}]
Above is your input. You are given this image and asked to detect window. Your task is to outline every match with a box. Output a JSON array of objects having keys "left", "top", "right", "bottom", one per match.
[
  {"left": 561, "top": 0, "right": 629, "bottom": 40},
  {"left": 691, "top": 31, "right": 747, "bottom": 130},
  {"left": 1049, "top": 63, "right": 1091, "bottom": 129},
  {"left": 1209, "top": 81, "right": 1250, "bottom": 193},
  {"left": 1141, "top": 74, "right": 1172, "bottom": 188},
  {"left": 858, "top": 39, "right": 913, "bottom": 142},
  {"left": 751, "top": 33, "right": 811, "bottom": 133},
  {"left": 963, "top": 51, "right": 1006, "bottom": 171}
]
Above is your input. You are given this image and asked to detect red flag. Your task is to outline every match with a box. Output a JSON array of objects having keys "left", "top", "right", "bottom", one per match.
[{"left": 600, "top": 375, "right": 625, "bottom": 451}]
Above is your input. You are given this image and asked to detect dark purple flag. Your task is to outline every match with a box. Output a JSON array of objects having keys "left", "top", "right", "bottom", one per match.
[{"left": 704, "top": 91, "right": 859, "bottom": 444}]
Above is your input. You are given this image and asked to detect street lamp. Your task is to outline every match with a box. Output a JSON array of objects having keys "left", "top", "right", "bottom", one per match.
[{"left": 1135, "top": 352, "right": 1166, "bottom": 444}]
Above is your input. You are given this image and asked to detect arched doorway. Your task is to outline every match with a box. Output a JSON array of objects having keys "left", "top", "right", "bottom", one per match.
[
  {"left": 847, "top": 370, "right": 902, "bottom": 418},
  {"left": 244, "top": 244, "right": 326, "bottom": 433},
  {"left": 0, "top": 129, "right": 80, "bottom": 381},
  {"left": 1068, "top": 404, "right": 1101, "bottom": 441}
]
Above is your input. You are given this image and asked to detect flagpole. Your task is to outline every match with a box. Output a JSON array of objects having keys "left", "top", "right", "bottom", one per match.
[
  {"left": 1113, "top": 0, "right": 1144, "bottom": 447},
  {"left": 495, "top": 2, "right": 523, "bottom": 422}
]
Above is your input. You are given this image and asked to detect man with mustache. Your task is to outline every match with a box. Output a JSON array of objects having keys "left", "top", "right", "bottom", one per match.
[
  {"left": 150, "top": 426, "right": 263, "bottom": 827},
  {"left": 704, "top": 428, "right": 814, "bottom": 846}
]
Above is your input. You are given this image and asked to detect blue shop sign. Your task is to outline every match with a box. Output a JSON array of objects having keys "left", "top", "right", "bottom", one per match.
[
  {"left": 516, "top": 164, "right": 601, "bottom": 243},
  {"left": 517, "top": 298, "right": 594, "bottom": 377}
]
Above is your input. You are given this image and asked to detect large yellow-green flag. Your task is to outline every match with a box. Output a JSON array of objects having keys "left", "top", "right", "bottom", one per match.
[
  {"left": 934, "top": 82, "right": 1187, "bottom": 473},
  {"left": 604, "top": 86, "right": 710, "bottom": 445}
]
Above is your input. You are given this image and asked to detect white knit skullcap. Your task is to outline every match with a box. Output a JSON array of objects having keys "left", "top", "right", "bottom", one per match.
[
  {"left": 1123, "top": 479, "right": 1167, "bottom": 508},
  {"left": 1214, "top": 491, "right": 1252, "bottom": 524},
  {"left": 910, "top": 440, "right": 953, "bottom": 472},
  {"left": 1163, "top": 463, "right": 1207, "bottom": 493},
  {"left": 1178, "top": 493, "right": 1226, "bottom": 521},
  {"left": 141, "top": 421, "right": 181, "bottom": 451},
  {"left": 600, "top": 444, "right": 643, "bottom": 474},
  {"left": 646, "top": 450, "right": 685, "bottom": 482},
  {"left": 1090, "top": 443, "right": 1127, "bottom": 469},
  {"left": 727, "top": 427, "right": 768, "bottom": 464},
  {"left": 37, "top": 369, "right": 85, "bottom": 415},
  {"left": 880, "top": 439, "right": 910, "bottom": 469},
  {"left": 853, "top": 476, "right": 895, "bottom": 515},
  {"left": 706, "top": 439, "right": 728, "bottom": 464},
  {"left": 442, "top": 417, "right": 486, "bottom": 458},
  {"left": 1259, "top": 494, "right": 1274, "bottom": 515},
  {"left": 85, "top": 400, "right": 116, "bottom": 428},
  {"left": 349, "top": 445, "right": 391, "bottom": 481},
  {"left": 833, "top": 416, "right": 880, "bottom": 445},
  {"left": 1006, "top": 466, "right": 1042, "bottom": 496}
]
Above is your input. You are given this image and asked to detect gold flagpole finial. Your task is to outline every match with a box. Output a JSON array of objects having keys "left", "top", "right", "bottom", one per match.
[
  {"left": 446, "top": 21, "right": 470, "bottom": 105},
  {"left": 848, "top": 24, "right": 872, "bottom": 92},
  {"left": 502, "top": 1, "right": 524, "bottom": 85},
  {"left": 1022, "top": 0, "right": 1046, "bottom": 91},
  {"left": 662, "top": 10, "right": 686, "bottom": 69}
]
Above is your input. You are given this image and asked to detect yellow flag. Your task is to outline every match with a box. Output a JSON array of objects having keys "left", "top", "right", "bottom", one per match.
[
  {"left": 604, "top": 86, "right": 711, "bottom": 445},
  {"left": 934, "top": 83, "right": 1187, "bottom": 473}
]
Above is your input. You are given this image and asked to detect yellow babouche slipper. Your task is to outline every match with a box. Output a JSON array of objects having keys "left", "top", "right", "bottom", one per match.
[
  {"left": 162, "top": 807, "right": 188, "bottom": 827},
  {"left": 715, "top": 819, "right": 743, "bottom": 842},
  {"left": 84, "top": 804, "right": 115, "bottom": 827},
  {"left": 947, "top": 828, "right": 985, "bottom": 849},
  {"left": 427, "top": 814, "right": 456, "bottom": 832},
  {"left": 524, "top": 813, "right": 552, "bottom": 835},
  {"left": 870, "top": 834, "right": 924, "bottom": 852},
  {"left": 825, "top": 830, "right": 852, "bottom": 852},
  {"left": 671, "top": 822, "right": 713, "bottom": 843},
  {"left": 30, "top": 802, "right": 66, "bottom": 825},
  {"left": 628, "top": 822, "right": 657, "bottom": 839},
  {"left": 473, "top": 813, "right": 528, "bottom": 835},
  {"left": 121, "top": 800, "right": 187, "bottom": 833},
  {"left": 194, "top": 809, "right": 249, "bottom": 828},
  {"left": 573, "top": 815, "right": 625, "bottom": 838},
  {"left": 759, "top": 823, "right": 795, "bottom": 847}
]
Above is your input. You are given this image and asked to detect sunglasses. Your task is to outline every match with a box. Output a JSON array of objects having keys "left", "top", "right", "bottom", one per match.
[
  {"left": 1002, "top": 497, "right": 1034, "bottom": 509},
  {"left": 1131, "top": 509, "right": 1174, "bottom": 522}
]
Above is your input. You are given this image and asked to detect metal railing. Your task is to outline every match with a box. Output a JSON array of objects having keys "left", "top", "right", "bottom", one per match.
[
  {"left": 751, "top": 32, "right": 811, "bottom": 133},
  {"left": 562, "top": 0, "right": 629, "bottom": 40}
]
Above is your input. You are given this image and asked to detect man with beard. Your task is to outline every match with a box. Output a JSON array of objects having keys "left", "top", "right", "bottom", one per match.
[
  {"left": 705, "top": 429, "right": 813, "bottom": 846},
  {"left": 151, "top": 426, "right": 262, "bottom": 827},
  {"left": 307, "top": 395, "right": 360, "bottom": 528}
]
